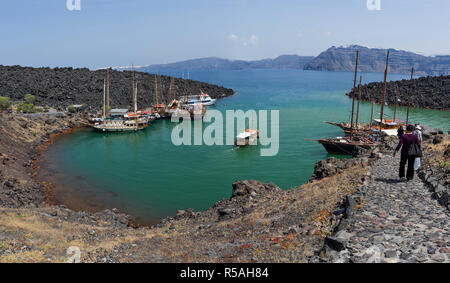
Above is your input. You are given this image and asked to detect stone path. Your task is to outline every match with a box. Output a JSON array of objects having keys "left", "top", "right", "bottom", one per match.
[{"left": 329, "top": 155, "right": 450, "bottom": 263}]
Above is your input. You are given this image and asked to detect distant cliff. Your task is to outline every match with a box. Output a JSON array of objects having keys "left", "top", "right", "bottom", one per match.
[
  {"left": 304, "top": 45, "right": 450, "bottom": 76},
  {"left": 346, "top": 75, "right": 450, "bottom": 110},
  {"left": 118, "top": 55, "right": 314, "bottom": 72}
]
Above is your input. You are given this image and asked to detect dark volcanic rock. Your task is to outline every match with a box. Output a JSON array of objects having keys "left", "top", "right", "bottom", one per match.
[
  {"left": 0, "top": 65, "right": 234, "bottom": 110},
  {"left": 346, "top": 75, "right": 450, "bottom": 110}
]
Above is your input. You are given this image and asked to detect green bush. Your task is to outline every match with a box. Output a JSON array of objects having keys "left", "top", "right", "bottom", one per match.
[
  {"left": 0, "top": 96, "right": 10, "bottom": 110},
  {"left": 24, "top": 94, "right": 36, "bottom": 105},
  {"left": 17, "top": 102, "right": 36, "bottom": 113},
  {"left": 68, "top": 105, "right": 76, "bottom": 113}
]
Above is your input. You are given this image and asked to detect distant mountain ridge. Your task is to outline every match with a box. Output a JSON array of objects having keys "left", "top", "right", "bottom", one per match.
[
  {"left": 304, "top": 45, "right": 450, "bottom": 76},
  {"left": 116, "top": 45, "right": 450, "bottom": 76},
  {"left": 117, "top": 55, "right": 314, "bottom": 72}
]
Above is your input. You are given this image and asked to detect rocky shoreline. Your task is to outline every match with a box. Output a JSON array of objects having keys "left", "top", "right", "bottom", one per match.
[
  {"left": 0, "top": 65, "right": 235, "bottom": 111},
  {"left": 0, "top": 112, "right": 449, "bottom": 262},
  {"left": 346, "top": 75, "right": 450, "bottom": 111}
]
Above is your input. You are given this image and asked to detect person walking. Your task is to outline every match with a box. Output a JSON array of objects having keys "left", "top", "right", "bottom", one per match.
[
  {"left": 397, "top": 126, "right": 404, "bottom": 139},
  {"left": 414, "top": 124, "right": 423, "bottom": 143},
  {"left": 394, "top": 125, "right": 422, "bottom": 181}
]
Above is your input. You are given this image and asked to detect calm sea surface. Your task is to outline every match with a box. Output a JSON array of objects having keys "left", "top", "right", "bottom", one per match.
[{"left": 37, "top": 69, "right": 449, "bottom": 224}]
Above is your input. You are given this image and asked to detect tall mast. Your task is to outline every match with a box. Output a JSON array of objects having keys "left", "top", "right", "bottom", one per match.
[
  {"left": 369, "top": 100, "right": 374, "bottom": 129},
  {"left": 169, "top": 76, "right": 175, "bottom": 100},
  {"left": 135, "top": 82, "right": 138, "bottom": 113},
  {"left": 350, "top": 50, "right": 359, "bottom": 138},
  {"left": 379, "top": 51, "right": 390, "bottom": 131},
  {"left": 103, "top": 79, "right": 106, "bottom": 119},
  {"left": 394, "top": 86, "right": 398, "bottom": 122},
  {"left": 356, "top": 76, "right": 362, "bottom": 126},
  {"left": 406, "top": 67, "right": 414, "bottom": 125},
  {"left": 184, "top": 79, "right": 188, "bottom": 102},
  {"left": 154, "top": 74, "right": 159, "bottom": 105},
  {"left": 159, "top": 72, "right": 163, "bottom": 104},
  {"left": 106, "top": 68, "right": 110, "bottom": 117},
  {"left": 132, "top": 65, "right": 136, "bottom": 112}
]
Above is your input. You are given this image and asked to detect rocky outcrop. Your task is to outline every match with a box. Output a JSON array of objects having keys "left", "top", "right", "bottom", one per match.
[
  {"left": 304, "top": 45, "right": 450, "bottom": 76},
  {"left": 0, "top": 112, "right": 86, "bottom": 208},
  {"left": 0, "top": 65, "right": 234, "bottom": 110},
  {"left": 346, "top": 75, "right": 450, "bottom": 110},
  {"left": 418, "top": 135, "right": 450, "bottom": 211}
]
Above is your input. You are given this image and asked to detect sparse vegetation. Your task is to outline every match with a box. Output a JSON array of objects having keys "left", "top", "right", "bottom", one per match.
[
  {"left": 24, "top": 94, "right": 36, "bottom": 105},
  {"left": 17, "top": 102, "right": 36, "bottom": 113},
  {"left": 0, "top": 96, "right": 10, "bottom": 110},
  {"left": 67, "top": 105, "right": 77, "bottom": 113}
]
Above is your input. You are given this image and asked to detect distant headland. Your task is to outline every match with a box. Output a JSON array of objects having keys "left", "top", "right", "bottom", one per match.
[{"left": 117, "top": 45, "right": 450, "bottom": 76}]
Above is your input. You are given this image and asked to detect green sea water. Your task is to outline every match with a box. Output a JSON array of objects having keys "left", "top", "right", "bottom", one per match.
[{"left": 37, "top": 70, "right": 449, "bottom": 224}]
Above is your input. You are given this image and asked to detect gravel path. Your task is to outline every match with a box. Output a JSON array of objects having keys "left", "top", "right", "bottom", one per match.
[{"left": 329, "top": 155, "right": 450, "bottom": 263}]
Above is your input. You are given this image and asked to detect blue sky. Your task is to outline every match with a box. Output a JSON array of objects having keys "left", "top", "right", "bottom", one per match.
[{"left": 1, "top": 0, "right": 449, "bottom": 68}]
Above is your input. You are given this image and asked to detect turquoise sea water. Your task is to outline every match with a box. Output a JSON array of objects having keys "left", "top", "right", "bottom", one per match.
[{"left": 37, "top": 70, "right": 449, "bottom": 224}]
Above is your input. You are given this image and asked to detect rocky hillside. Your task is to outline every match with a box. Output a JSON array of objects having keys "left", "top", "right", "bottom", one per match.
[
  {"left": 346, "top": 75, "right": 450, "bottom": 110},
  {"left": 304, "top": 45, "right": 450, "bottom": 76},
  {"left": 0, "top": 65, "right": 234, "bottom": 110},
  {"left": 0, "top": 112, "right": 373, "bottom": 262}
]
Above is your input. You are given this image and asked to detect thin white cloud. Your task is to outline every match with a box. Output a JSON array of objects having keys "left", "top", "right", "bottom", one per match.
[
  {"left": 297, "top": 31, "right": 304, "bottom": 38},
  {"left": 249, "top": 35, "right": 258, "bottom": 45},
  {"left": 227, "top": 33, "right": 238, "bottom": 41},
  {"left": 228, "top": 34, "right": 258, "bottom": 47}
]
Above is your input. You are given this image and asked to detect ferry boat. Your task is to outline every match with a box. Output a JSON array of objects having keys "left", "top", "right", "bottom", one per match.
[{"left": 180, "top": 92, "right": 216, "bottom": 106}]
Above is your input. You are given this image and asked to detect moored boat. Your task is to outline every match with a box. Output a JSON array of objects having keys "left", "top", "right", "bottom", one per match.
[
  {"left": 180, "top": 92, "right": 216, "bottom": 106},
  {"left": 316, "top": 136, "right": 378, "bottom": 155},
  {"left": 235, "top": 129, "right": 259, "bottom": 147}
]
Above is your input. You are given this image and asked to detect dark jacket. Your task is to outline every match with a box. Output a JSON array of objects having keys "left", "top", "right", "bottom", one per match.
[{"left": 395, "top": 133, "right": 421, "bottom": 156}]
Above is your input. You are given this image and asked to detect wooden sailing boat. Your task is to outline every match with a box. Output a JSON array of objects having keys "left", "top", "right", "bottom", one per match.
[
  {"left": 152, "top": 73, "right": 167, "bottom": 118},
  {"left": 313, "top": 50, "right": 379, "bottom": 155},
  {"left": 92, "top": 67, "right": 148, "bottom": 132},
  {"left": 166, "top": 76, "right": 183, "bottom": 117}
]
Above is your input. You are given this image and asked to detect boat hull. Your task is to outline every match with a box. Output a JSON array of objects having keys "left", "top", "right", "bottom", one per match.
[
  {"left": 318, "top": 139, "right": 375, "bottom": 155},
  {"left": 93, "top": 125, "right": 148, "bottom": 132}
]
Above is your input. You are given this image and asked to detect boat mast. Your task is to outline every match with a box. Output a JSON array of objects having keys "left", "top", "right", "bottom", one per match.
[
  {"left": 103, "top": 79, "right": 106, "bottom": 119},
  {"left": 350, "top": 50, "right": 359, "bottom": 138},
  {"left": 369, "top": 100, "right": 374, "bottom": 129},
  {"left": 184, "top": 80, "right": 188, "bottom": 103},
  {"left": 169, "top": 76, "right": 175, "bottom": 101},
  {"left": 135, "top": 82, "right": 138, "bottom": 113},
  {"left": 394, "top": 86, "right": 398, "bottom": 122},
  {"left": 106, "top": 68, "right": 110, "bottom": 117},
  {"left": 134, "top": 81, "right": 138, "bottom": 130},
  {"left": 154, "top": 74, "right": 159, "bottom": 105},
  {"left": 356, "top": 76, "right": 362, "bottom": 127},
  {"left": 379, "top": 51, "right": 390, "bottom": 131},
  {"left": 132, "top": 65, "right": 136, "bottom": 113},
  {"left": 406, "top": 67, "right": 414, "bottom": 125}
]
